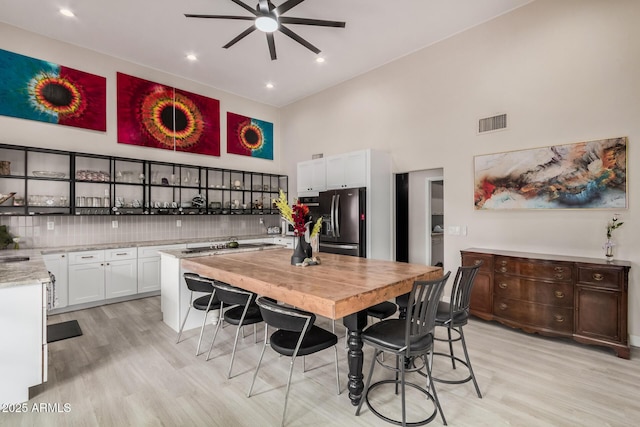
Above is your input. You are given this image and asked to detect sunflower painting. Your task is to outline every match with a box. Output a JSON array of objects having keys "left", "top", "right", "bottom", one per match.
[
  {"left": 227, "top": 112, "right": 273, "bottom": 160},
  {"left": 117, "top": 73, "right": 220, "bottom": 156},
  {"left": 0, "top": 48, "right": 106, "bottom": 131}
]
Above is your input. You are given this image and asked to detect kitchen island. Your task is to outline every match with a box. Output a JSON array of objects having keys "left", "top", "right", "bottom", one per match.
[
  {"left": 180, "top": 249, "right": 442, "bottom": 405},
  {"left": 0, "top": 250, "right": 51, "bottom": 405}
]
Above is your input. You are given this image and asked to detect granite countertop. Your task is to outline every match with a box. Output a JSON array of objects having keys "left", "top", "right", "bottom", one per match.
[
  {"left": 0, "top": 234, "right": 290, "bottom": 289},
  {"left": 39, "top": 233, "right": 283, "bottom": 254},
  {"left": 0, "top": 249, "right": 50, "bottom": 290}
]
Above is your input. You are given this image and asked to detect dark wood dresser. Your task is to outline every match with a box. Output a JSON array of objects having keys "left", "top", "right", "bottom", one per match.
[{"left": 461, "top": 248, "right": 631, "bottom": 359}]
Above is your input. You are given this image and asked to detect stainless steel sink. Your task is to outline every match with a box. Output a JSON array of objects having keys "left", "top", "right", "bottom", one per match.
[{"left": 0, "top": 256, "right": 30, "bottom": 263}]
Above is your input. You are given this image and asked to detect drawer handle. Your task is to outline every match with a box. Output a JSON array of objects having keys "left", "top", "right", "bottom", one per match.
[
  {"left": 499, "top": 267, "right": 507, "bottom": 273},
  {"left": 499, "top": 260, "right": 507, "bottom": 266},
  {"left": 554, "top": 267, "right": 564, "bottom": 272},
  {"left": 554, "top": 273, "right": 564, "bottom": 279},
  {"left": 81, "top": 256, "right": 94, "bottom": 259},
  {"left": 498, "top": 303, "right": 508, "bottom": 310},
  {"left": 593, "top": 273, "right": 604, "bottom": 281},
  {"left": 474, "top": 259, "right": 482, "bottom": 266},
  {"left": 498, "top": 282, "right": 508, "bottom": 289},
  {"left": 554, "top": 291, "right": 565, "bottom": 299},
  {"left": 554, "top": 314, "right": 564, "bottom": 323},
  {"left": 115, "top": 252, "right": 128, "bottom": 256}
]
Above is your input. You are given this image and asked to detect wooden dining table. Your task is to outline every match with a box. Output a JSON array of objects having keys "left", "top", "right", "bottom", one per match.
[{"left": 181, "top": 248, "right": 442, "bottom": 405}]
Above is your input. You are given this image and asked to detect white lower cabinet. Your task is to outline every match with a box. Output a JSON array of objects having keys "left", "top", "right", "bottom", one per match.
[
  {"left": 137, "top": 244, "right": 185, "bottom": 293},
  {"left": 105, "top": 248, "right": 137, "bottom": 299},
  {"left": 68, "top": 248, "right": 136, "bottom": 305}
]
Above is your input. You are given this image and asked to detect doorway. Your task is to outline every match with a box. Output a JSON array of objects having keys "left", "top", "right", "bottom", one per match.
[{"left": 395, "top": 169, "right": 444, "bottom": 266}]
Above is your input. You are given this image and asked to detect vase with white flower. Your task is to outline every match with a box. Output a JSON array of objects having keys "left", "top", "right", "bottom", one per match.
[
  {"left": 604, "top": 214, "right": 624, "bottom": 261},
  {"left": 274, "top": 190, "right": 322, "bottom": 265}
]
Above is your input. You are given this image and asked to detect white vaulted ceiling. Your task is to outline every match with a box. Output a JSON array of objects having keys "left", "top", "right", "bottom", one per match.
[{"left": 0, "top": 0, "right": 533, "bottom": 107}]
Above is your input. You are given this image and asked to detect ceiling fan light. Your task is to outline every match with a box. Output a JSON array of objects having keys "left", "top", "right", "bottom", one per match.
[{"left": 255, "top": 16, "right": 278, "bottom": 33}]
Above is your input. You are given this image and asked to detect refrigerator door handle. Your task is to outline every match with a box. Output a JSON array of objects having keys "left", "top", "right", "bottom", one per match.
[
  {"left": 330, "top": 194, "right": 336, "bottom": 237},
  {"left": 335, "top": 194, "right": 341, "bottom": 237},
  {"left": 320, "top": 243, "right": 359, "bottom": 250}
]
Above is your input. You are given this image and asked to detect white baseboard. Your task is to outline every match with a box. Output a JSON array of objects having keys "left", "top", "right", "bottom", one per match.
[{"left": 630, "top": 334, "right": 639, "bottom": 348}]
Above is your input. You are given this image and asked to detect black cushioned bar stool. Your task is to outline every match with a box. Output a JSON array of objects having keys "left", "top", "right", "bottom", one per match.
[
  {"left": 432, "top": 263, "right": 483, "bottom": 398},
  {"left": 356, "top": 273, "right": 450, "bottom": 427},
  {"left": 177, "top": 273, "right": 222, "bottom": 356}
]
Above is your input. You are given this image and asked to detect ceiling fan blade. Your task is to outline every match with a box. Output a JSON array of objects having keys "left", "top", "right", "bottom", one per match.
[
  {"left": 274, "top": 0, "right": 305, "bottom": 15},
  {"left": 279, "top": 25, "right": 320, "bottom": 54},
  {"left": 184, "top": 14, "right": 255, "bottom": 21},
  {"left": 229, "top": 0, "right": 258, "bottom": 15},
  {"left": 223, "top": 26, "right": 257, "bottom": 49},
  {"left": 266, "top": 33, "right": 277, "bottom": 60},
  {"left": 258, "top": 0, "right": 270, "bottom": 14},
  {"left": 280, "top": 17, "right": 346, "bottom": 28}
]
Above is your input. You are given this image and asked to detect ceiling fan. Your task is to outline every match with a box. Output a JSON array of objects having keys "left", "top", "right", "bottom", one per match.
[{"left": 185, "top": 0, "right": 346, "bottom": 60}]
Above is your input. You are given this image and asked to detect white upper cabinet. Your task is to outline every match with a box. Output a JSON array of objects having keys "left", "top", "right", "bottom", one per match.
[
  {"left": 297, "top": 158, "right": 326, "bottom": 195},
  {"left": 325, "top": 150, "right": 368, "bottom": 190}
]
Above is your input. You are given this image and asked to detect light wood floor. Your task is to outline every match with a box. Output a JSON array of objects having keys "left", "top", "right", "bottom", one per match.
[{"left": 3, "top": 296, "right": 639, "bottom": 426}]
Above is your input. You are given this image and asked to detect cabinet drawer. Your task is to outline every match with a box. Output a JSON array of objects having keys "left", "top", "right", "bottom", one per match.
[
  {"left": 462, "top": 253, "right": 493, "bottom": 273},
  {"left": 105, "top": 248, "right": 136, "bottom": 261},
  {"left": 68, "top": 250, "right": 104, "bottom": 265},
  {"left": 494, "top": 257, "right": 572, "bottom": 282},
  {"left": 576, "top": 265, "right": 623, "bottom": 290},
  {"left": 493, "top": 297, "right": 573, "bottom": 333},
  {"left": 494, "top": 274, "right": 573, "bottom": 307}
]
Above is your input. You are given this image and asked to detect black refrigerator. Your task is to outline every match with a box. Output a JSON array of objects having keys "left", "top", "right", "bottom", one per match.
[{"left": 318, "top": 187, "right": 366, "bottom": 257}]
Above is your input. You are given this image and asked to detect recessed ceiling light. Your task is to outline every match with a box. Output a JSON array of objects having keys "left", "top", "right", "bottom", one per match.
[
  {"left": 266, "top": 83, "right": 274, "bottom": 89},
  {"left": 59, "top": 9, "right": 75, "bottom": 17},
  {"left": 315, "top": 57, "right": 325, "bottom": 63},
  {"left": 186, "top": 54, "right": 197, "bottom": 61}
]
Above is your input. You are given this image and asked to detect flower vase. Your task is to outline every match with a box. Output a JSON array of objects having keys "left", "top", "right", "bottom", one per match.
[
  {"left": 301, "top": 236, "right": 312, "bottom": 259},
  {"left": 291, "top": 235, "right": 307, "bottom": 265},
  {"left": 604, "top": 238, "right": 614, "bottom": 262}
]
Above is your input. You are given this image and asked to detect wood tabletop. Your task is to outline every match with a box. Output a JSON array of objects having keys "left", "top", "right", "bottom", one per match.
[{"left": 181, "top": 249, "right": 442, "bottom": 319}]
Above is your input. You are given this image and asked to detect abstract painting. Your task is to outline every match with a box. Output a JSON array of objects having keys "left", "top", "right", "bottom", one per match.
[
  {"left": 227, "top": 112, "right": 273, "bottom": 160},
  {"left": 474, "top": 137, "right": 627, "bottom": 210},
  {"left": 117, "top": 73, "right": 220, "bottom": 156},
  {"left": 0, "top": 48, "right": 106, "bottom": 131}
]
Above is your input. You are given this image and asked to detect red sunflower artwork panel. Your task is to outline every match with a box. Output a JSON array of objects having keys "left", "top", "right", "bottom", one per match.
[
  {"left": 117, "top": 72, "right": 220, "bottom": 156},
  {"left": 227, "top": 112, "right": 273, "bottom": 160},
  {"left": 0, "top": 48, "right": 106, "bottom": 131}
]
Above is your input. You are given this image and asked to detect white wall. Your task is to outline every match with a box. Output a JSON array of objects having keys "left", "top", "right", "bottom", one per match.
[
  {"left": 281, "top": 0, "right": 640, "bottom": 344},
  {"left": 0, "top": 23, "right": 282, "bottom": 174}
]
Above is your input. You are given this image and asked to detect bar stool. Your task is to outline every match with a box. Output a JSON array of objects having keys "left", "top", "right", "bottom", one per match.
[
  {"left": 176, "top": 273, "right": 222, "bottom": 356},
  {"left": 248, "top": 297, "right": 340, "bottom": 427},
  {"left": 355, "top": 273, "right": 450, "bottom": 426},
  {"left": 432, "top": 263, "right": 483, "bottom": 398},
  {"left": 205, "top": 281, "right": 264, "bottom": 378}
]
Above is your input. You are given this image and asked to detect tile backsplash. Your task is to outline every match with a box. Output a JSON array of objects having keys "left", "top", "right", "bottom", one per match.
[{"left": 0, "top": 215, "right": 282, "bottom": 248}]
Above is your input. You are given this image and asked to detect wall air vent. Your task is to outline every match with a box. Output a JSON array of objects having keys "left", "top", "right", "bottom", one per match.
[{"left": 478, "top": 113, "right": 507, "bottom": 134}]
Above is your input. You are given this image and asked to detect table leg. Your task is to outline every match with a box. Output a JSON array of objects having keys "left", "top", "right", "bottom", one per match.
[{"left": 343, "top": 310, "right": 368, "bottom": 406}]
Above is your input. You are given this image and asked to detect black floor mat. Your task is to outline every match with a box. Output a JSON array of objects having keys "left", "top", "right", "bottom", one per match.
[{"left": 47, "top": 320, "right": 83, "bottom": 343}]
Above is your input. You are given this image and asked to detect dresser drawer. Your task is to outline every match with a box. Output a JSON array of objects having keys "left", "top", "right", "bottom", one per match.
[
  {"left": 494, "top": 257, "right": 572, "bottom": 282},
  {"left": 576, "top": 265, "right": 624, "bottom": 290},
  {"left": 493, "top": 297, "right": 573, "bottom": 333},
  {"left": 462, "top": 252, "right": 493, "bottom": 273},
  {"left": 494, "top": 274, "right": 573, "bottom": 307}
]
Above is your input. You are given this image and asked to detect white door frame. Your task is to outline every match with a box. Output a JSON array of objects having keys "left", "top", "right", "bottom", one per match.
[{"left": 425, "top": 176, "right": 444, "bottom": 266}]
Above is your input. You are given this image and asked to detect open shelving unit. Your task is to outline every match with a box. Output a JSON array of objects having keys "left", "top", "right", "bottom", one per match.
[{"left": 0, "top": 143, "right": 287, "bottom": 216}]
